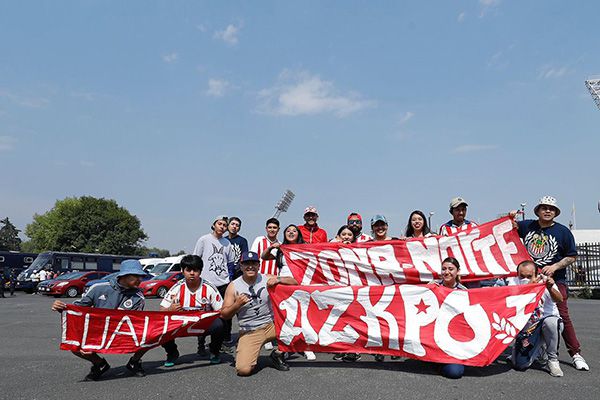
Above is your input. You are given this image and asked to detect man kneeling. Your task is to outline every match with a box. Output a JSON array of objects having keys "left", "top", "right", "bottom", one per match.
[
  {"left": 160, "top": 255, "right": 224, "bottom": 366},
  {"left": 220, "top": 251, "right": 289, "bottom": 376},
  {"left": 510, "top": 260, "right": 564, "bottom": 377},
  {"left": 51, "top": 260, "right": 149, "bottom": 381}
]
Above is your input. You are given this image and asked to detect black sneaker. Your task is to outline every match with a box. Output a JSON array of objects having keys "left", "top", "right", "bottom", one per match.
[
  {"left": 126, "top": 358, "right": 146, "bottom": 377},
  {"left": 332, "top": 353, "right": 345, "bottom": 361},
  {"left": 84, "top": 359, "right": 110, "bottom": 381},
  {"left": 342, "top": 353, "right": 361, "bottom": 362},
  {"left": 269, "top": 350, "right": 290, "bottom": 372},
  {"left": 197, "top": 345, "right": 208, "bottom": 357},
  {"left": 164, "top": 349, "right": 179, "bottom": 368},
  {"left": 374, "top": 354, "right": 385, "bottom": 362}
]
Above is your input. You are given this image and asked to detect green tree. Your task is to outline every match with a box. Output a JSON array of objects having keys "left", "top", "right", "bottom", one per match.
[
  {"left": 135, "top": 246, "right": 171, "bottom": 258},
  {"left": 25, "top": 196, "right": 148, "bottom": 255},
  {"left": 0, "top": 217, "right": 22, "bottom": 251}
]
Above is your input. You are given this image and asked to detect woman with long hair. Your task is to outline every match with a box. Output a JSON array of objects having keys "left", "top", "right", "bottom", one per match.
[{"left": 404, "top": 210, "right": 433, "bottom": 238}]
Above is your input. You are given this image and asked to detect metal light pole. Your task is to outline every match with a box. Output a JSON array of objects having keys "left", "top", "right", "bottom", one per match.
[
  {"left": 272, "top": 190, "right": 295, "bottom": 219},
  {"left": 520, "top": 203, "right": 527, "bottom": 221},
  {"left": 428, "top": 211, "right": 435, "bottom": 232}
]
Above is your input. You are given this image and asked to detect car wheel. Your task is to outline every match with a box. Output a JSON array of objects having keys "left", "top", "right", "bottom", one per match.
[
  {"left": 66, "top": 287, "right": 79, "bottom": 298},
  {"left": 157, "top": 286, "right": 168, "bottom": 298}
]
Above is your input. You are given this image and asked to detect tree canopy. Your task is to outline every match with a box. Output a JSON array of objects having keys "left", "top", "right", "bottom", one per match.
[
  {"left": 0, "top": 217, "right": 22, "bottom": 251},
  {"left": 25, "top": 196, "right": 148, "bottom": 255}
]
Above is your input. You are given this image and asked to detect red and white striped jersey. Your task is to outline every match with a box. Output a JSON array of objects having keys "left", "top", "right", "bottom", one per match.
[
  {"left": 356, "top": 233, "right": 372, "bottom": 243},
  {"left": 160, "top": 279, "right": 223, "bottom": 311},
  {"left": 251, "top": 236, "right": 279, "bottom": 275},
  {"left": 439, "top": 220, "right": 478, "bottom": 236}
]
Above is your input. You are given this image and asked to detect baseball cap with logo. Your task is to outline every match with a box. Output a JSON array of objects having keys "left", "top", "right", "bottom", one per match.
[
  {"left": 304, "top": 206, "right": 319, "bottom": 216},
  {"left": 449, "top": 197, "right": 468, "bottom": 211},
  {"left": 240, "top": 251, "right": 260, "bottom": 264},
  {"left": 370, "top": 214, "right": 388, "bottom": 226},
  {"left": 534, "top": 196, "right": 561, "bottom": 217}
]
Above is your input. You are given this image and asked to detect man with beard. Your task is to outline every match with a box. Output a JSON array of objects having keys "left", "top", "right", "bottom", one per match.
[{"left": 347, "top": 213, "right": 372, "bottom": 242}]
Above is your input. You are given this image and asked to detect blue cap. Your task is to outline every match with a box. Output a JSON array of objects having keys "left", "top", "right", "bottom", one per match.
[
  {"left": 370, "top": 214, "right": 388, "bottom": 226},
  {"left": 115, "top": 260, "right": 148, "bottom": 278},
  {"left": 240, "top": 251, "right": 260, "bottom": 264}
]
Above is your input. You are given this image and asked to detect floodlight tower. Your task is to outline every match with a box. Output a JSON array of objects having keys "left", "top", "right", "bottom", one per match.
[
  {"left": 585, "top": 78, "right": 600, "bottom": 110},
  {"left": 272, "top": 189, "right": 295, "bottom": 219}
]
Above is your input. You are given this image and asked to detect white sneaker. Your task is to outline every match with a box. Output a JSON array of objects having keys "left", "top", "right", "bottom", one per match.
[
  {"left": 304, "top": 351, "right": 316, "bottom": 360},
  {"left": 264, "top": 342, "right": 273, "bottom": 350},
  {"left": 572, "top": 354, "right": 590, "bottom": 371},
  {"left": 548, "top": 360, "right": 563, "bottom": 377}
]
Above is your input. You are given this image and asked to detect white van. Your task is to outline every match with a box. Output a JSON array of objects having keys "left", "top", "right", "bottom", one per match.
[
  {"left": 139, "top": 257, "right": 164, "bottom": 273},
  {"left": 148, "top": 255, "right": 185, "bottom": 276}
]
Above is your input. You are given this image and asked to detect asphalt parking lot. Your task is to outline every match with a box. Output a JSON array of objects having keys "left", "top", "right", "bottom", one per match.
[{"left": 0, "top": 293, "right": 597, "bottom": 400}]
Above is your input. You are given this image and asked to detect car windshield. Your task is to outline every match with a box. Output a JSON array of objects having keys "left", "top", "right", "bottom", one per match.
[
  {"left": 57, "top": 272, "right": 84, "bottom": 280},
  {"left": 152, "top": 272, "right": 175, "bottom": 280},
  {"left": 23, "top": 254, "right": 52, "bottom": 274},
  {"left": 150, "top": 263, "right": 172, "bottom": 275}
]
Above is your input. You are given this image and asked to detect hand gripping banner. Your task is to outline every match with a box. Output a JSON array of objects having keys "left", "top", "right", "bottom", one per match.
[
  {"left": 60, "top": 305, "right": 220, "bottom": 354},
  {"left": 270, "top": 283, "right": 545, "bottom": 366},
  {"left": 281, "top": 217, "right": 529, "bottom": 285}
]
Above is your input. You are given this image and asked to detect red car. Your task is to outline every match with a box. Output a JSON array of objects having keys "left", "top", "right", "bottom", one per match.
[
  {"left": 38, "top": 271, "right": 111, "bottom": 298},
  {"left": 139, "top": 271, "right": 183, "bottom": 298}
]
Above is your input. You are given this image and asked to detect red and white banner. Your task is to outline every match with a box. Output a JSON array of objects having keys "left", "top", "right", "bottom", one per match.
[
  {"left": 270, "top": 283, "right": 545, "bottom": 366},
  {"left": 282, "top": 217, "right": 528, "bottom": 285},
  {"left": 60, "top": 305, "right": 220, "bottom": 354}
]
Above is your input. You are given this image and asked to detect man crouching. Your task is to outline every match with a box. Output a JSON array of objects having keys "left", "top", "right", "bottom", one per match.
[
  {"left": 51, "top": 260, "right": 149, "bottom": 381},
  {"left": 510, "top": 260, "right": 564, "bottom": 377},
  {"left": 220, "top": 251, "right": 290, "bottom": 376}
]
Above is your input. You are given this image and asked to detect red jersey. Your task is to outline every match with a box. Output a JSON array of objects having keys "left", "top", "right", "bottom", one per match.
[{"left": 298, "top": 224, "right": 328, "bottom": 244}]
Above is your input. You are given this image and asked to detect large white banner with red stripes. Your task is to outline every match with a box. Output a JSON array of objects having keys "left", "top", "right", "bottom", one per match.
[
  {"left": 281, "top": 217, "right": 528, "bottom": 285},
  {"left": 270, "top": 283, "right": 545, "bottom": 366},
  {"left": 60, "top": 305, "right": 220, "bottom": 354}
]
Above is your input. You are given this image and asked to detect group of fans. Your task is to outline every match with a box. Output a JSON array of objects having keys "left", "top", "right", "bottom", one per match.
[{"left": 51, "top": 195, "right": 590, "bottom": 380}]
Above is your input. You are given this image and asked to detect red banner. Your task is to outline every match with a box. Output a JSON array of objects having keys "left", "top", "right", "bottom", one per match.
[
  {"left": 282, "top": 217, "right": 529, "bottom": 285},
  {"left": 60, "top": 305, "right": 220, "bottom": 354},
  {"left": 270, "top": 283, "right": 545, "bottom": 366}
]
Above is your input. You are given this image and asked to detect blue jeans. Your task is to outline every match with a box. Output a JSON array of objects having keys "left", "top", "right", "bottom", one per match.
[{"left": 440, "top": 363, "right": 465, "bottom": 379}]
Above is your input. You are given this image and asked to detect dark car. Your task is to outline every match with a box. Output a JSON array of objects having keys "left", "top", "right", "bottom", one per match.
[
  {"left": 139, "top": 272, "right": 183, "bottom": 298},
  {"left": 37, "top": 271, "right": 110, "bottom": 298}
]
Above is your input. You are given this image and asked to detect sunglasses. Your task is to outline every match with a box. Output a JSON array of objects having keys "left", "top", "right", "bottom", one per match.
[{"left": 347, "top": 220, "right": 362, "bottom": 225}]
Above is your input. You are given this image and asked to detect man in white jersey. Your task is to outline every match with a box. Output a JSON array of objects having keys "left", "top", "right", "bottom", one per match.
[
  {"left": 347, "top": 212, "right": 372, "bottom": 242},
  {"left": 509, "top": 260, "right": 564, "bottom": 377},
  {"left": 160, "top": 255, "right": 224, "bottom": 366},
  {"left": 251, "top": 217, "right": 280, "bottom": 275},
  {"left": 193, "top": 215, "right": 235, "bottom": 354},
  {"left": 439, "top": 197, "right": 477, "bottom": 235},
  {"left": 221, "top": 251, "right": 290, "bottom": 376}
]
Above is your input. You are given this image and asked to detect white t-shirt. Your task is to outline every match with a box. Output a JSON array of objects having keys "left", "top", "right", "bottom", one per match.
[
  {"left": 193, "top": 233, "right": 234, "bottom": 286},
  {"left": 507, "top": 278, "right": 559, "bottom": 322},
  {"left": 356, "top": 233, "right": 372, "bottom": 243},
  {"left": 160, "top": 279, "right": 223, "bottom": 311}
]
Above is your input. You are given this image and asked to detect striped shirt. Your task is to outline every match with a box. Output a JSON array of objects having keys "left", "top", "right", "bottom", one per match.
[
  {"left": 439, "top": 220, "right": 477, "bottom": 236},
  {"left": 160, "top": 279, "right": 223, "bottom": 311},
  {"left": 251, "top": 236, "right": 279, "bottom": 275}
]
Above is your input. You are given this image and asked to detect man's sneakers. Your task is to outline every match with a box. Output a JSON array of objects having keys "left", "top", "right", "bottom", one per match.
[
  {"left": 209, "top": 353, "right": 221, "bottom": 365},
  {"left": 572, "top": 353, "right": 590, "bottom": 371},
  {"left": 221, "top": 341, "right": 235, "bottom": 354},
  {"left": 84, "top": 359, "right": 110, "bottom": 381},
  {"left": 374, "top": 354, "right": 385, "bottom": 362},
  {"left": 164, "top": 349, "right": 180, "bottom": 368},
  {"left": 269, "top": 350, "right": 290, "bottom": 371},
  {"left": 342, "top": 353, "right": 361, "bottom": 362},
  {"left": 197, "top": 344, "right": 208, "bottom": 357},
  {"left": 303, "top": 351, "right": 316, "bottom": 360},
  {"left": 126, "top": 357, "right": 146, "bottom": 377},
  {"left": 548, "top": 360, "right": 564, "bottom": 377}
]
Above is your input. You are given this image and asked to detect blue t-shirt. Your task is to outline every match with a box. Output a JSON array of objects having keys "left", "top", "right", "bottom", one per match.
[
  {"left": 517, "top": 219, "right": 577, "bottom": 282},
  {"left": 227, "top": 234, "right": 249, "bottom": 277}
]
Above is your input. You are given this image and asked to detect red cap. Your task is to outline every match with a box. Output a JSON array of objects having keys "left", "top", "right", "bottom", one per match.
[{"left": 347, "top": 212, "right": 362, "bottom": 222}]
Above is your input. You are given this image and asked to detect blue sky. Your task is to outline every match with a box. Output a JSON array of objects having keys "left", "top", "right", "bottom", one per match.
[{"left": 1, "top": 1, "right": 599, "bottom": 253}]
